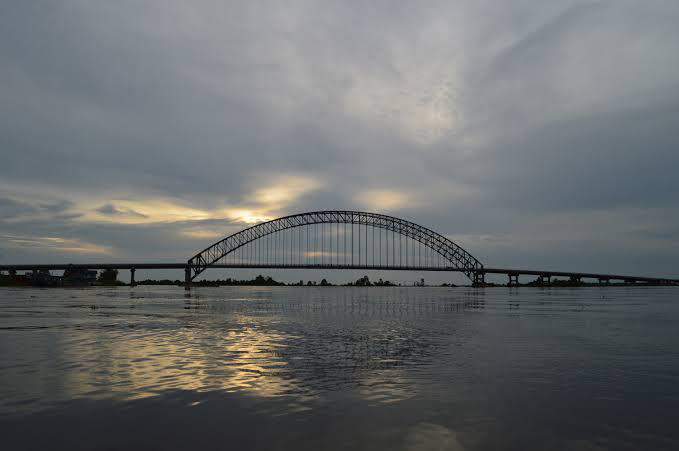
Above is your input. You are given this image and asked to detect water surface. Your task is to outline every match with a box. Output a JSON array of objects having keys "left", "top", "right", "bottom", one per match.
[{"left": 1, "top": 286, "right": 678, "bottom": 450}]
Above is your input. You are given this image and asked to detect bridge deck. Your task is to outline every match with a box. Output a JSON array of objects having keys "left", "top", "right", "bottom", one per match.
[{"left": 1, "top": 263, "right": 677, "bottom": 284}]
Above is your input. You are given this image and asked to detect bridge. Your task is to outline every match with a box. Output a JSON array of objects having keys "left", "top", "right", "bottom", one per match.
[{"left": 1, "top": 210, "right": 678, "bottom": 288}]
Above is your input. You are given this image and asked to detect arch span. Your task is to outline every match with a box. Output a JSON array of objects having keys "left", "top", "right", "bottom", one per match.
[{"left": 187, "top": 210, "right": 483, "bottom": 281}]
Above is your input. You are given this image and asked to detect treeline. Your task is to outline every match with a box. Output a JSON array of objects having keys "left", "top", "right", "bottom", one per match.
[
  {"left": 345, "top": 276, "right": 395, "bottom": 286},
  {"left": 136, "top": 275, "right": 421, "bottom": 287},
  {"left": 138, "top": 275, "right": 285, "bottom": 286}
]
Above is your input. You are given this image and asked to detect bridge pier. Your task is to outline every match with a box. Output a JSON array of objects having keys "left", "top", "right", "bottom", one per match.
[
  {"left": 130, "top": 268, "right": 136, "bottom": 287},
  {"left": 508, "top": 273, "right": 519, "bottom": 287},
  {"left": 184, "top": 266, "right": 191, "bottom": 290},
  {"left": 539, "top": 274, "right": 551, "bottom": 285},
  {"left": 472, "top": 271, "right": 486, "bottom": 287}
]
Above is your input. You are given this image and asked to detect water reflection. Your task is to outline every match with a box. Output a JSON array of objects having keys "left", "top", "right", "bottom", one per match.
[
  {"left": 55, "top": 316, "right": 318, "bottom": 409},
  {"left": 1, "top": 286, "right": 679, "bottom": 450},
  {"left": 1, "top": 287, "right": 474, "bottom": 413},
  {"left": 404, "top": 423, "right": 465, "bottom": 451}
]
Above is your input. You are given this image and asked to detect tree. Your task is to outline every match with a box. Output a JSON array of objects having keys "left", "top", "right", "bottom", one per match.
[
  {"left": 354, "top": 275, "right": 371, "bottom": 286},
  {"left": 97, "top": 269, "right": 118, "bottom": 285},
  {"left": 97, "top": 269, "right": 118, "bottom": 283}
]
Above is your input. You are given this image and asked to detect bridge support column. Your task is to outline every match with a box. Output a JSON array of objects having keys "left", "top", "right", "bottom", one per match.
[
  {"left": 508, "top": 273, "right": 519, "bottom": 287},
  {"left": 130, "top": 268, "right": 136, "bottom": 287},
  {"left": 472, "top": 271, "right": 486, "bottom": 287},
  {"left": 539, "top": 274, "right": 551, "bottom": 285},
  {"left": 184, "top": 266, "right": 192, "bottom": 291}
]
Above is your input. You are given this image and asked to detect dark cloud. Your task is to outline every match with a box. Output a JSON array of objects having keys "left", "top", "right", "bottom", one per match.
[
  {"left": 39, "top": 200, "right": 74, "bottom": 213},
  {"left": 474, "top": 97, "right": 679, "bottom": 212},
  {"left": 96, "top": 203, "right": 147, "bottom": 218},
  {"left": 0, "top": 197, "right": 36, "bottom": 218}
]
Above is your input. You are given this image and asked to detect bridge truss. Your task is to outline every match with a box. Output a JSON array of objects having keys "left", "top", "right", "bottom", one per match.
[{"left": 187, "top": 211, "right": 484, "bottom": 283}]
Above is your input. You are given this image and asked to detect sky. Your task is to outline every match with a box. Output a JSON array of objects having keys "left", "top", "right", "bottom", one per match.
[{"left": 1, "top": 1, "right": 679, "bottom": 283}]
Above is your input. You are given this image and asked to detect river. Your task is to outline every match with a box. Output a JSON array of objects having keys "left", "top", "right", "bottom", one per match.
[{"left": 1, "top": 286, "right": 678, "bottom": 450}]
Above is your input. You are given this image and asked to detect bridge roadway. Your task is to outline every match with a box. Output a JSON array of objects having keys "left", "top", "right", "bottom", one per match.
[{"left": 1, "top": 263, "right": 677, "bottom": 286}]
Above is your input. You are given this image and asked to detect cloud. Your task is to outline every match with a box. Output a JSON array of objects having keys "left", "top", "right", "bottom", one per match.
[
  {"left": 2, "top": 234, "right": 112, "bottom": 255},
  {"left": 0, "top": 1, "right": 678, "bottom": 276},
  {"left": 0, "top": 197, "right": 37, "bottom": 218},
  {"left": 0, "top": 195, "right": 78, "bottom": 224},
  {"left": 250, "top": 175, "right": 321, "bottom": 210},
  {"left": 181, "top": 229, "right": 227, "bottom": 240},
  {"left": 357, "top": 189, "right": 412, "bottom": 211},
  {"left": 96, "top": 203, "right": 148, "bottom": 218},
  {"left": 82, "top": 199, "right": 213, "bottom": 224}
]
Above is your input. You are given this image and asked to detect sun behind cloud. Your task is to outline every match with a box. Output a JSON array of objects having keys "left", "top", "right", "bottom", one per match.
[
  {"left": 82, "top": 199, "right": 213, "bottom": 224},
  {"left": 251, "top": 175, "right": 321, "bottom": 209},
  {"left": 357, "top": 189, "right": 412, "bottom": 211},
  {"left": 73, "top": 174, "right": 321, "bottom": 240}
]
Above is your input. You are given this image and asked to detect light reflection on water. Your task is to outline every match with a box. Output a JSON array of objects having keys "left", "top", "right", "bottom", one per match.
[{"left": 1, "top": 286, "right": 679, "bottom": 450}]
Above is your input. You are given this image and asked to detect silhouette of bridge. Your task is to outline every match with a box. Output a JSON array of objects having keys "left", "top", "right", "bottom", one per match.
[{"left": 1, "top": 211, "right": 677, "bottom": 288}]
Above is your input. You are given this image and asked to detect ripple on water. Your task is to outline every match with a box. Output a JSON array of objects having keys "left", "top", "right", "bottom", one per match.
[{"left": 1, "top": 286, "right": 679, "bottom": 449}]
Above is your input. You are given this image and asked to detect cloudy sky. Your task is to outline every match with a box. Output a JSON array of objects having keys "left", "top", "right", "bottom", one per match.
[{"left": 1, "top": 0, "right": 678, "bottom": 281}]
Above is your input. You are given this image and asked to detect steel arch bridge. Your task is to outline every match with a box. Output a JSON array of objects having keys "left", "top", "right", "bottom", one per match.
[
  {"left": 3, "top": 210, "right": 678, "bottom": 288},
  {"left": 187, "top": 210, "right": 483, "bottom": 284}
]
